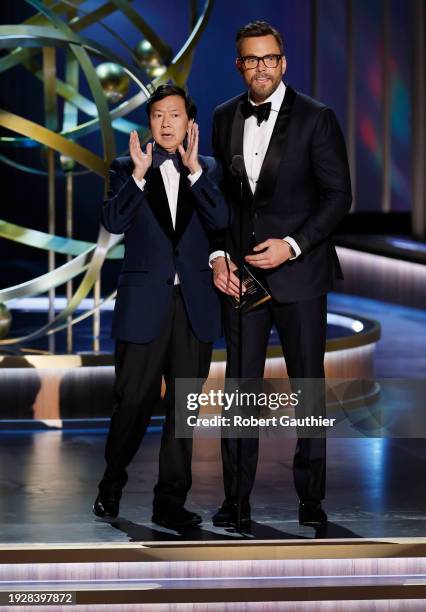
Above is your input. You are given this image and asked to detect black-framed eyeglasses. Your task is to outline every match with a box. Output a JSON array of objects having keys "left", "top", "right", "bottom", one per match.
[{"left": 239, "top": 54, "right": 283, "bottom": 69}]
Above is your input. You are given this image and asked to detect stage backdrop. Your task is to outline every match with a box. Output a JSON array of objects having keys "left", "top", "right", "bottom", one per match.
[{"left": 0, "top": 0, "right": 414, "bottom": 296}]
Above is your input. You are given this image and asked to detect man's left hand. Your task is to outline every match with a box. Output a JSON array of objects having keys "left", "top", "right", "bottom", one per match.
[
  {"left": 178, "top": 122, "right": 202, "bottom": 175},
  {"left": 245, "top": 239, "right": 292, "bottom": 269}
]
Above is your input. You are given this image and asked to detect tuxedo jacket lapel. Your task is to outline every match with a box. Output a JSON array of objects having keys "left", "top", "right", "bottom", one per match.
[
  {"left": 229, "top": 94, "right": 245, "bottom": 161},
  {"left": 174, "top": 169, "right": 194, "bottom": 246},
  {"left": 230, "top": 94, "right": 253, "bottom": 206},
  {"left": 254, "top": 84, "right": 297, "bottom": 209},
  {"left": 145, "top": 165, "right": 195, "bottom": 246},
  {"left": 144, "top": 167, "right": 175, "bottom": 243}
]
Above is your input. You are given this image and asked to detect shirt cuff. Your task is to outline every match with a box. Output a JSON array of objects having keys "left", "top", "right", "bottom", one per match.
[
  {"left": 283, "top": 236, "right": 301, "bottom": 260},
  {"left": 209, "top": 250, "right": 228, "bottom": 268},
  {"left": 132, "top": 174, "right": 146, "bottom": 191},
  {"left": 188, "top": 168, "right": 203, "bottom": 186}
]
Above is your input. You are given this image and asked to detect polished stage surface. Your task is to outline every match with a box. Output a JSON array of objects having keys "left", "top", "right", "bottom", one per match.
[
  {"left": 0, "top": 293, "right": 425, "bottom": 544},
  {"left": 0, "top": 432, "right": 425, "bottom": 543}
]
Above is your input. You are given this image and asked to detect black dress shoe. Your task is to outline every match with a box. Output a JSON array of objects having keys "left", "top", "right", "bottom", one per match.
[
  {"left": 299, "top": 501, "right": 327, "bottom": 526},
  {"left": 152, "top": 507, "right": 202, "bottom": 529},
  {"left": 212, "top": 502, "right": 251, "bottom": 528},
  {"left": 93, "top": 494, "right": 120, "bottom": 519}
]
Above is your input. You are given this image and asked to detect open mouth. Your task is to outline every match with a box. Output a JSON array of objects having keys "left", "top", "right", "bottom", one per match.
[{"left": 161, "top": 133, "right": 174, "bottom": 139}]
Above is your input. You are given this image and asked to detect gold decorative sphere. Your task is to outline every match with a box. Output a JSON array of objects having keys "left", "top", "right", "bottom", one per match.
[
  {"left": 0, "top": 304, "right": 11, "bottom": 339},
  {"left": 95, "top": 62, "right": 130, "bottom": 104},
  {"left": 59, "top": 154, "right": 76, "bottom": 172},
  {"left": 145, "top": 64, "right": 167, "bottom": 78},
  {"left": 134, "top": 40, "right": 161, "bottom": 68}
]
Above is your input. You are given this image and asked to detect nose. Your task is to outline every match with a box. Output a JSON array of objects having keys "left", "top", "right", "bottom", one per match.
[
  {"left": 161, "top": 115, "right": 171, "bottom": 128},
  {"left": 255, "top": 59, "right": 267, "bottom": 72}
]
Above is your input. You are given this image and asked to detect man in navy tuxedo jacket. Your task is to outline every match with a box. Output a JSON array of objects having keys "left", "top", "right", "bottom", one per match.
[
  {"left": 210, "top": 21, "right": 352, "bottom": 529},
  {"left": 93, "top": 85, "right": 229, "bottom": 529}
]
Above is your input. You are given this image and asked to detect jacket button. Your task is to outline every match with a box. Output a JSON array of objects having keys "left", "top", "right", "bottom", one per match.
[
  {"left": 167, "top": 278, "right": 173, "bottom": 285},
  {"left": 253, "top": 212, "right": 258, "bottom": 219}
]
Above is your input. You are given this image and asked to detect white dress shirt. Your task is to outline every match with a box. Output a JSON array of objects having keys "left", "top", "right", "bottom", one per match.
[
  {"left": 209, "top": 80, "right": 301, "bottom": 266},
  {"left": 133, "top": 160, "right": 202, "bottom": 284}
]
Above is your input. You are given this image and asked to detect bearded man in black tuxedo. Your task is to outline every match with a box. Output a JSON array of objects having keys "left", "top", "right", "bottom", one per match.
[{"left": 210, "top": 21, "right": 352, "bottom": 528}]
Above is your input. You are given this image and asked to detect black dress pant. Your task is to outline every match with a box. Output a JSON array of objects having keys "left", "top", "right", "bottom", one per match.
[
  {"left": 99, "top": 287, "right": 212, "bottom": 511},
  {"left": 222, "top": 293, "right": 327, "bottom": 504}
]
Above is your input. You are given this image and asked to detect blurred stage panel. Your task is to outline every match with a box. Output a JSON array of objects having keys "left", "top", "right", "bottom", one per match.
[
  {"left": 0, "top": 301, "right": 380, "bottom": 424},
  {"left": 336, "top": 235, "right": 426, "bottom": 309}
]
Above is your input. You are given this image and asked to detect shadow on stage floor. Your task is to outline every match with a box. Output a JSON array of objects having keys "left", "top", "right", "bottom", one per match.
[{"left": 106, "top": 517, "right": 361, "bottom": 542}]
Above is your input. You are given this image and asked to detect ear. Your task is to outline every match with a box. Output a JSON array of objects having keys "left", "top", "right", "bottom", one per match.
[
  {"left": 281, "top": 56, "right": 287, "bottom": 76},
  {"left": 235, "top": 57, "right": 244, "bottom": 74}
]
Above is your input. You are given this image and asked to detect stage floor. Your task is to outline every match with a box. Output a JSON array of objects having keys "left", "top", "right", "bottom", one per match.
[
  {"left": 1, "top": 292, "right": 425, "bottom": 544},
  {"left": 0, "top": 429, "right": 425, "bottom": 543}
]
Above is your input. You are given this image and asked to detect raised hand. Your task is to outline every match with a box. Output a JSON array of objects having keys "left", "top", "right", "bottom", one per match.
[
  {"left": 129, "top": 130, "right": 152, "bottom": 180},
  {"left": 178, "top": 122, "right": 202, "bottom": 175}
]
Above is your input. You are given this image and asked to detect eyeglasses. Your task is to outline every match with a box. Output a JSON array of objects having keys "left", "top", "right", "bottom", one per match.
[{"left": 239, "top": 54, "right": 283, "bottom": 69}]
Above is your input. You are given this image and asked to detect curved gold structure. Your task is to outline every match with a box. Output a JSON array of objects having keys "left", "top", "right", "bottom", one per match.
[
  {"left": 0, "top": 109, "right": 108, "bottom": 177},
  {"left": 0, "top": 219, "right": 123, "bottom": 258},
  {"left": 0, "top": 0, "right": 214, "bottom": 351}
]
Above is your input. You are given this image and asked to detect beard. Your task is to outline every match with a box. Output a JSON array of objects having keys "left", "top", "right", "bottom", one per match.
[{"left": 249, "top": 74, "right": 281, "bottom": 101}]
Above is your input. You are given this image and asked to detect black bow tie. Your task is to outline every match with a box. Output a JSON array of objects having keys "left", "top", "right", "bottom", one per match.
[
  {"left": 152, "top": 144, "right": 180, "bottom": 171},
  {"left": 241, "top": 99, "right": 272, "bottom": 126}
]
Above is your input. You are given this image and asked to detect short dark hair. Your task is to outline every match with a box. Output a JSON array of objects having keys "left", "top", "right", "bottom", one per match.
[
  {"left": 236, "top": 20, "right": 284, "bottom": 55},
  {"left": 145, "top": 84, "right": 197, "bottom": 120}
]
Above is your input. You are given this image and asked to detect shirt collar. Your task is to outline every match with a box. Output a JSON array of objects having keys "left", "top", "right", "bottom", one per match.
[{"left": 248, "top": 80, "right": 286, "bottom": 111}]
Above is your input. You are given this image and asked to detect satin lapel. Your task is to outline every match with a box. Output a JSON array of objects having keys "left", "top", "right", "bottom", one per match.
[
  {"left": 174, "top": 170, "right": 194, "bottom": 246},
  {"left": 144, "top": 167, "right": 175, "bottom": 242},
  {"left": 230, "top": 94, "right": 253, "bottom": 206},
  {"left": 254, "top": 85, "right": 297, "bottom": 209}
]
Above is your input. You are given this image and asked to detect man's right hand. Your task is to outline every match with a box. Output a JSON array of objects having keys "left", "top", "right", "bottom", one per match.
[
  {"left": 130, "top": 130, "right": 152, "bottom": 181},
  {"left": 212, "top": 257, "right": 244, "bottom": 299}
]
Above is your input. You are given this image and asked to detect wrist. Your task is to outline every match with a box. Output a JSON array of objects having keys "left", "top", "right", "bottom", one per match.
[
  {"left": 283, "top": 240, "right": 296, "bottom": 258},
  {"left": 132, "top": 168, "right": 146, "bottom": 182},
  {"left": 211, "top": 256, "right": 225, "bottom": 268},
  {"left": 188, "top": 162, "right": 202, "bottom": 175}
]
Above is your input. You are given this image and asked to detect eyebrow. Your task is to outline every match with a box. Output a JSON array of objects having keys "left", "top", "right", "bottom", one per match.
[{"left": 153, "top": 107, "right": 181, "bottom": 112}]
